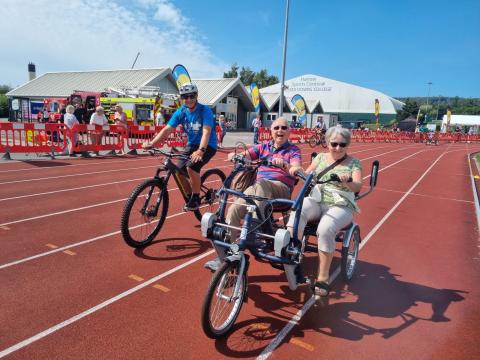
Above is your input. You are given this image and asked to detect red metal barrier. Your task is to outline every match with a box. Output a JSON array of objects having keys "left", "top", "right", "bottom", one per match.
[
  {"left": 257, "top": 127, "right": 315, "bottom": 144},
  {"left": 70, "top": 124, "right": 124, "bottom": 153},
  {"left": 0, "top": 122, "right": 67, "bottom": 154},
  {"left": 124, "top": 125, "right": 187, "bottom": 151}
]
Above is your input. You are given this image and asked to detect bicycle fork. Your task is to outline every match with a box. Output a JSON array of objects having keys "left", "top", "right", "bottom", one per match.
[{"left": 221, "top": 205, "right": 255, "bottom": 302}]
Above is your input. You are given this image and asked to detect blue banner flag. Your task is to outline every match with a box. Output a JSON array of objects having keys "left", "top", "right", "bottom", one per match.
[
  {"left": 250, "top": 83, "right": 260, "bottom": 113},
  {"left": 172, "top": 64, "right": 192, "bottom": 90},
  {"left": 291, "top": 94, "right": 307, "bottom": 124}
]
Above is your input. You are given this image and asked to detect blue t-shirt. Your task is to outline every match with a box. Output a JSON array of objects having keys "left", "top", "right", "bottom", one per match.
[{"left": 168, "top": 104, "right": 217, "bottom": 149}]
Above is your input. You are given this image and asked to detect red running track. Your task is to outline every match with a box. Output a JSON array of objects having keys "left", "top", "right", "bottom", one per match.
[{"left": 0, "top": 142, "right": 479, "bottom": 360}]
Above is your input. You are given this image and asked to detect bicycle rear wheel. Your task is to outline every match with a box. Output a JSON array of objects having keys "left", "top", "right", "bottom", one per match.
[
  {"left": 120, "top": 178, "right": 169, "bottom": 248},
  {"left": 194, "top": 168, "right": 226, "bottom": 221},
  {"left": 341, "top": 226, "right": 360, "bottom": 281},
  {"left": 201, "top": 260, "right": 246, "bottom": 338}
]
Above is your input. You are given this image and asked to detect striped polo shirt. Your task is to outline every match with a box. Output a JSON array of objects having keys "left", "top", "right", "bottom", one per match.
[{"left": 248, "top": 140, "right": 302, "bottom": 191}]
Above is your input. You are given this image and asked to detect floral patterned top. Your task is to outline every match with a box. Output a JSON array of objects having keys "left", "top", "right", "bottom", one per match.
[{"left": 311, "top": 153, "right": 362, "bottom": 212}]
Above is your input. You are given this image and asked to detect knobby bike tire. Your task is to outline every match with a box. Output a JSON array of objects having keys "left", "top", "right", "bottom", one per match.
[
  {"left": 308, "top": 135, "right": 318, "bottom": 148},
  {"left": 194, "top": 168, "right": 226, "bottom": 221},
  {"left": 201, "top": 260, "right": 246, "bottom": 338},
  {"left": 120, "top": 178, "right": 169, "bottom": 248},
  {"left": 341, "top": 226, "right": 360, "bottom": 281},
  {"left": 320, "top": 136, "right": 327, "bottom": 148}
]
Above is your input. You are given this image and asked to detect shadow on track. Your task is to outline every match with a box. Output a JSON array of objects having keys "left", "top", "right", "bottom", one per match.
[
  {"left": 212, "top": 260, "right": 467, "bottom": 357},
  {"left": 21, "top": 160, "right": 72, "bottom": 167},
  {"left": 133, "top": 237, "right": 210, "bottom": 261}
]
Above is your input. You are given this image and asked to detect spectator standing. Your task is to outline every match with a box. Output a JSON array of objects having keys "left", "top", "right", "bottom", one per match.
[
  {"left": 155, "top": 108, "right": 166, "bottom": 126},
  {"left": 218, "top": 114, "right": 227, "bottom": 147},
  {"left": 64, "top": 105, "right": 79, "bottom": 156},
  {"left": 42, "top": 108, "right": 49, "bottom": 123},
  {"left": 252, "top": 113, "right": 262, "bottom": 144},
  {"left": 74, "top": 102, "right": 86, "bottom": 124},
  {"left": 114, "top": 105, "right": 128, "bottom": 129},
  {"left": 89, "top": 106, "right": 108, "bottom": 156}
]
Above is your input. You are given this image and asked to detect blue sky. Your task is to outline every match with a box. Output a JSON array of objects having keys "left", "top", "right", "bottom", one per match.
[
  {"left": 176, "top": 0, "right": 479, "bottom": 97},
  {"left": 2, "top": 0, "right": 479, "bottom": 97}
]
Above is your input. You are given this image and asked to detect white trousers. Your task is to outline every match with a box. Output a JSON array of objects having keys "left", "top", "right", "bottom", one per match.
[{"left": 287, "top": 197, "right": 353, "bottom": 253}]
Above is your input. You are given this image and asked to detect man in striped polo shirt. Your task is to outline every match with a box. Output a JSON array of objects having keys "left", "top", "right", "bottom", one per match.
[
  {"left": 205, "top": 117, "right": 303, "bottom": 270},
  {"left": 230, "top": 116, "right": 302, "bottom": 230}
]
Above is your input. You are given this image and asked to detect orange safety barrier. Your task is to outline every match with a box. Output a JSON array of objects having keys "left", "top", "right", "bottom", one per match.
[
  {"left": 70, "top": 124, "right": 125, "bottom": 153},
  {"left": 0, "top": 122, "right": 67, "bottom": 155}
]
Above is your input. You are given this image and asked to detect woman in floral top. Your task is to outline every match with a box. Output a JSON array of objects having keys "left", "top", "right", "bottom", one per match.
[{"left": 287, "top": 126, "right": 363, "bottom": 297}]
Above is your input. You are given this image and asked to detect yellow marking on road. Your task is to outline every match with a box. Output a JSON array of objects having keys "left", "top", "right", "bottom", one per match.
[
  {"left": 153, "top": 284, "right": 170, "bottom": 292},
  {"left": 289, "top": 337, "right": 314, "bottom": 352},
  {"left": 46, "top": 243, "right": 58, "bottom": 249},
  {"left": 128, "top": 274, "right": 144, "bottom": 282},
  {"left": 63, "top": 250, "right": 76, "bottom": 256},
  {"left": 250, "top": 323, "right": 270, "bottom": 330}
]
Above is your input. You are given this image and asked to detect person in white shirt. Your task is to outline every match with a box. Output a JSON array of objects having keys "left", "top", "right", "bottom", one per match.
[
  {"left": 64, "top": 105, "right": 79, "bottom": 156},
  {"left": 89, "top": 106, "right": 108, "bottom": 155}
]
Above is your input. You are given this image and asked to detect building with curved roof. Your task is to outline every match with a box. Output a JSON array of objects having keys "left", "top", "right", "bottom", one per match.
[{"left": 259, "top": 74, "right": 404, "bottom": 128}]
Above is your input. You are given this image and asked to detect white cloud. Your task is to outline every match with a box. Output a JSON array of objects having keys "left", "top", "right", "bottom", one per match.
[{"left": 0, "top": 0, "right": 226, "bottom": 87}]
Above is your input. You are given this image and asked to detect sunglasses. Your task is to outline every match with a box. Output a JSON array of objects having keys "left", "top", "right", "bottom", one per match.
[
  {"left": 181, "top": 94, "right": 196, "bottom": 100},
  {"left": 329, "top": 142, "right": 348, "bottom": 148},
  {"left": 273, "top": 126, "right": 288, "bottom": 131}
]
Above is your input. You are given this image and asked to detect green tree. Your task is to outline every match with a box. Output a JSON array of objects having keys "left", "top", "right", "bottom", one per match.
[
  {"left": 223, "top": 63, "right": 239, "bottom": 78},
  {"left": 0, "top": 84, "right": 11, "bottom": 117},
  {"left": 397, "top": 98, "right": 419, "bottom": 121},
  {"left": 223, "top": 64, "right": 279, "bottom": 88},
  {"left": 239, "top": 66, "right": 255, "bottom": 87}
]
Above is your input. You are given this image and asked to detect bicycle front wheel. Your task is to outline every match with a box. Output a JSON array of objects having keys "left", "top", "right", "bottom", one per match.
[
  {"left": 201, "top": 260, "right": 246, "bottom": 338},
  {"left": 194, "top": 168, "right": 226, "bottom": 221},
  {"left": 320, "top": 136, "right": 327, "bottom": 148},
  {"left": 120, "top": 178, "right": 169, "bottom": 248},
  {"left": 308, "top": 135, "right": 318, "bottom": 148}
]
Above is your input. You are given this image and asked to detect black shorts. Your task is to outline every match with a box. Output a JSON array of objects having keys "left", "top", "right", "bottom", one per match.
[{"left": 178, "top": 144, "right": 216, "bottom": 173}]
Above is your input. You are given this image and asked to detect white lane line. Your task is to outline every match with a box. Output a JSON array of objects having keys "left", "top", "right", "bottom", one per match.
[
  {"left": 0, "top": 157, "right": 155, "bottom": 174},
  {"left": 0, "top": 165, "right": 159, "bottom": 185},
  {"left": 0, "top": 177, "right": 148, "bottom": 202},
  {"left": 0, "top": 178, "right": 223, "bottom": 228},
  {"left": 375, "top": 187, "right": 474, "bottom": 204},
  {"left": 0, "top": 148, "right": 423, "bottom": 265},
  {"left": 0, "top": 249, "right": 215, "bottom": 358},
  {"left": 0, "top": 210, "right": 188, "bottom": 270},
  {"left": 468, "top": 152, "right": 480, "bottom": 232},
  {"left": 257, "top": 148, "right": 449, "bottom": 360}
]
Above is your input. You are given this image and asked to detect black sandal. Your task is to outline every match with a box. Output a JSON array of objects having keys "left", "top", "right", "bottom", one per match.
[{"left": 312, "top": 281, "right": 330, "bottom": 297}]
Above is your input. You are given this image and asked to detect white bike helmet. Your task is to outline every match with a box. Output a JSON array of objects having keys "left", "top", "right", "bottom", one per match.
[{"left": 179, "top": 83, "right": 198, "bottom": 96}]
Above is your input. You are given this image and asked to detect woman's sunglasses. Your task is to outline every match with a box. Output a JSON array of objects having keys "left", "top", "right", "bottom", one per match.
[
  {"left": 181, "top": 94, "right": 196, "bottom": 100},
  {"left": 273, "top": 126, "right": 288, "bottom": 130},
  {"left": 329, "top": 142, "right": 348, "bottom": 148}
]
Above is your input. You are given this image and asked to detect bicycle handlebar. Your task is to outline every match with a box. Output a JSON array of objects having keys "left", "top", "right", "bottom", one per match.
[{"left": 148, "top": 148, "right": 190, "bottom": 160}]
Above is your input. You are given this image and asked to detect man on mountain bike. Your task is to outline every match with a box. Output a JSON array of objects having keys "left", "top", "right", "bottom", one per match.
[
  {"left": 205, "top": 117, "right": 302, "bottom": 271},
  {"left": 143, "top": 83, "right": 217, "bottom": 211}
]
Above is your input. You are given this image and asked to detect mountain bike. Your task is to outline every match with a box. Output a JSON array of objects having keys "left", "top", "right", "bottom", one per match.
[
  {"left": 120, "top": 148, "right": 226, "bottom": 248},
  {"left": 308, "top": 130, "right": 327, "bottom": 148}
]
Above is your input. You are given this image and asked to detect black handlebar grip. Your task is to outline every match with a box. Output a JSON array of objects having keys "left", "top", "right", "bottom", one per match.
[{"left": 330, "top": 173, "right": 340, "bottom": 181}]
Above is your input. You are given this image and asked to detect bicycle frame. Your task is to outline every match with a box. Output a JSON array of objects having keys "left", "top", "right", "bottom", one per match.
[{"left": 205, "top": 171, "right": 316, "bottom": 266}]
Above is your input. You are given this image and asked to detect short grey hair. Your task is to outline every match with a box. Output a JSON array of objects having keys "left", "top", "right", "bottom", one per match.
[
  {"left": 325, "top": 125, "right": 351, "bottom": 145},
  {"left": 66, "top": 104, "right": 75, "bottom": 114}
]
